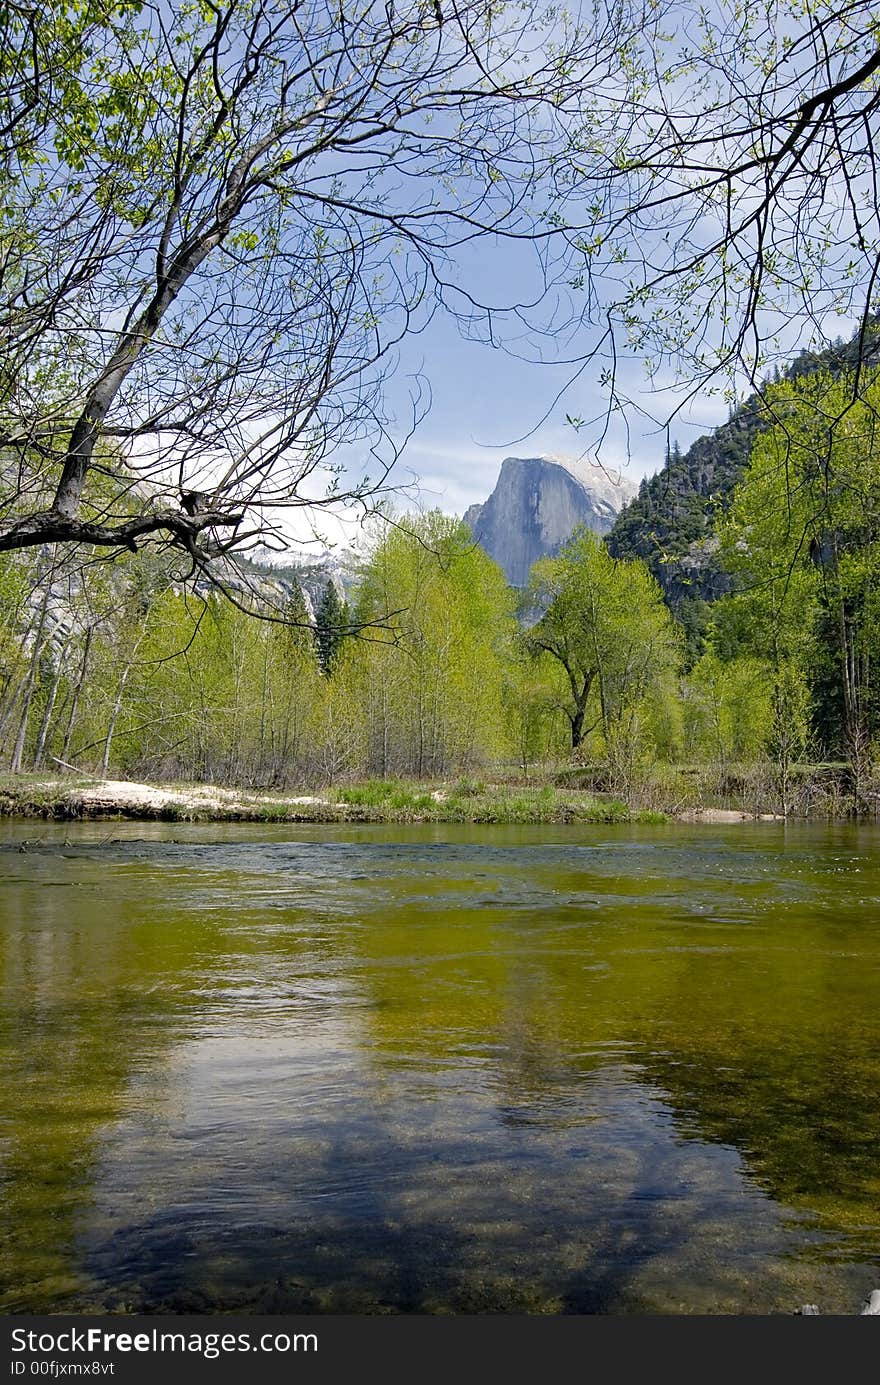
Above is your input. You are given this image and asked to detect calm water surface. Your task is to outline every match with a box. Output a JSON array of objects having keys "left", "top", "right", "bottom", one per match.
[{"left": 1, "top": 819, "right": 879, "bottom": 1314}]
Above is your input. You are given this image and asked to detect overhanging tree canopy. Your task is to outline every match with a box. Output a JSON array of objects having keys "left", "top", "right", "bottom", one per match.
[
  {"left": 3, "top": 0, "right": 880, "bottom": 579},
  {"left": 562, "top": 0, "right": 880, "bottom": 421},
  {"left": 0, "top": 0, "right": 616, "bottom": 568}
]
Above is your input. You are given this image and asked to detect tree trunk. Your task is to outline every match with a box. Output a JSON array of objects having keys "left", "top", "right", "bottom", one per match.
[
  {"left": 33, "top": 637, "right": 71, "bottom": 768},
  {"left": 569, "top": 670, "right": 596, "bottom": 750},
  {"left": 101, "top": 630, "right": 146, "bottom": 776},
  {"left": 9, "top": 588, "right": 51, "bottom": 773},
  {"left": 61, "top": 626, "right": 93, "bottom": 763}
]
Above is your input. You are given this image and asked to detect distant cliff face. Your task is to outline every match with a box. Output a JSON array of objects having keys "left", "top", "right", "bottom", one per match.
[
  {"left": 464, "top": 455, "right": 637, "bottom": 586},
  {"left": 231, "top": 546, "right": 360, "bottom": 624}
]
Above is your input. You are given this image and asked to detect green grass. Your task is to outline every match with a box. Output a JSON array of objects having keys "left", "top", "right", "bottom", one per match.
[
  {"left": 334, "top": 780, "right": 435, "bottom": 812},
  {"left": 333, "top": 780, "right": 664, "bottom": 824},
  {"left": 0, "top": 775, "right": 94, "bottom": 819},
  {"left": 450, "top": 776, "right": 486, "bottom": 798}
]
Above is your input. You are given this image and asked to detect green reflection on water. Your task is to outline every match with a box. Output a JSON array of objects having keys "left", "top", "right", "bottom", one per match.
[{"left": 0, "top": 821, "right": 878, "bottom": 1313}]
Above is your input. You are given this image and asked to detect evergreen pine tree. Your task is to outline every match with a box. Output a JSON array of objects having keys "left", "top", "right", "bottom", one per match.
[
  {"left": 284, "top": 582, "right": 313, "bottom": 653},
  {"left": 314, "top": 580, "right": 348, "bottom": 674}
]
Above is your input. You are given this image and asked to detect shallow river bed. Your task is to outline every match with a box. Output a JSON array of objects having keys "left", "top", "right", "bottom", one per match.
[{"left": 1, "top": 819, "right": 878, "bottom": 1314}]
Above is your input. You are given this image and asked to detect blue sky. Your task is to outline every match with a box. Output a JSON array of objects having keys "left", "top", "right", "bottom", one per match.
[
  {"left": 370, "top": 262, "right": 860, "bottom": 523},
  {"left": 369, "top": 272, "right": 749, "bottom": 523},
  {"left": 288, "top": 156, "right": 863, "bottom": 548},
  {"left": 296, "top": 289, "right": 856, "bottom": 553},
  {"left": 328, "top": 225, "right": 724, "bottom": 524},
  {"left": 392, "top": 319, "right": 731, "bottom": 517}
]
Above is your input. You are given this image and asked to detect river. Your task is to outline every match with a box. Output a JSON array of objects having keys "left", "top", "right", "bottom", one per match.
[{"left": 1, "top": 820, "right": 878, "bottom": 1314}]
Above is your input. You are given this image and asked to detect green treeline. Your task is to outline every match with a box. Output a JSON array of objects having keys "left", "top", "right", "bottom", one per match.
[
  {"left": 606, "top": 319, "right": 880, "bottom": 620},
  {"left": 1, "top": 373, "right": 878, "bottom": 811}
]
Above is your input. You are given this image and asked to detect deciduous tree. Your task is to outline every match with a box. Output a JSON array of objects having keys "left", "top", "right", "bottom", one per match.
[
  {"left": 720, "top": 371, "right": 880, "bottom": 803},
  {"left": 523, "top": 527, "right": 681, "bottom": 773}
]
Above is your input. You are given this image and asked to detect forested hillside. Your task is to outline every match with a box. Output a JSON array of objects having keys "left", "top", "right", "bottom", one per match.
[{"left": 607, "top": 320, "right": 880, "bottom": 642}]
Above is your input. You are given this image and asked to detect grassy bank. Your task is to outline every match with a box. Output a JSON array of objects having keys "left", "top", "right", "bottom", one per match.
[
  {"left": 0, "top": 773, "right": 668, "bottom": 826},
  {"left": 2, "top": 761, "right": 874, "bottom": 825}
]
